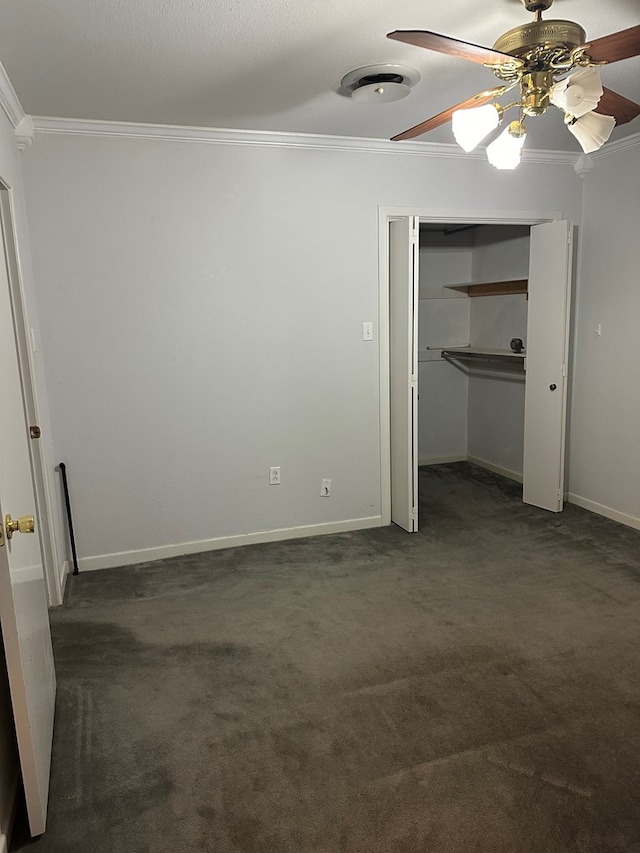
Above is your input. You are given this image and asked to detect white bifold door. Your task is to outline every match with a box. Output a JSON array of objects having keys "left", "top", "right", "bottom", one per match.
[
  {"left": 0, "top": 212, "right": 55, "bottom": 835},
  {"left": 389, "top": 217, "right": 419, "bottom": 532},
  {"left": 523, "top": 220, "right": 573, "bottom": 512}
]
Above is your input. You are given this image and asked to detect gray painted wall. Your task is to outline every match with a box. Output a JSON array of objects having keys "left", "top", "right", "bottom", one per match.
[
  {"left": 568, "top": 145, "right": 640, "bottom": 526},
  {"left": 418, "top": 237, "right": 471, "bottom": 463},
  {"left": 20, "top": 132, "right": 583, "bottom": 572},
  {"left": 466, "top": 227, "right": 530, "bottom": 476}
]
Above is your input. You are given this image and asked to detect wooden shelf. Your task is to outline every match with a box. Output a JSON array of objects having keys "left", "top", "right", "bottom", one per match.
[{"left": 444, "top": 279, "right": 527, "bottom": 297}]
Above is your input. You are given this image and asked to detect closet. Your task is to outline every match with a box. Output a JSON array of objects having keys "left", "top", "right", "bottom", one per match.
[
  {"left": 418, "top": 223, "right": 531, "bottom": 482},
  {"left": 397, "top": 217, "right": 574, "bottom": 527},
  {"left": 387, "top": 214, "right": 571, "bottom": 530}
]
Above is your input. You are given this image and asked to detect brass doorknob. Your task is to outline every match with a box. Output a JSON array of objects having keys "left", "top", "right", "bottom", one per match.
[{"left": 5, "top": 514, "right": 35, "bottom": 540}]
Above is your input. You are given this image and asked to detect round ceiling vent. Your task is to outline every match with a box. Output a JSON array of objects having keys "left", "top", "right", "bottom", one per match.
[{"left": 341, "top": 64, "right": 420, "bottom": 103}]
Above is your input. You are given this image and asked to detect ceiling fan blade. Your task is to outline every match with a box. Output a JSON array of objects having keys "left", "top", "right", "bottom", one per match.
[
  {"left": 391, "top": 87, "right": 506, "bottom": 142},
  {"left": 585, "top": 24, "right": 640, "bottom": 64},
  {"left": 595, "top": 87, "right": 640, "bottom": 125},
  {"left": 387, "top": 30, "right": 521, "bottom": 68}
]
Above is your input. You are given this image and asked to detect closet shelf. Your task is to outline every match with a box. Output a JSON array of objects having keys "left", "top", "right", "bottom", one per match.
[
  {"left": 444, "top": 279, "right": 527, "bottom": 297},
  {"left": 441, "top": 346, "right": 526, "bottom": 365}
]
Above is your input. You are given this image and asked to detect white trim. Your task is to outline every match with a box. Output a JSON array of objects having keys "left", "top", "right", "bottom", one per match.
[
  {"left": 418, "top": 454, "right": 524, "bottom": 481},
  {"left": 591, "top": 130, "right": 640, "bottom": 160},
  {"left": 14, "top": 116, "right": 35, "bottom": 150},
  {"left": 466, "top": 455, "right": 523, "bottom": 484},
  {"left": 0, "top": 775, "right": 19, "bottom": 853},
  {"left": 418, "top": 455, "right": 467, "bottom": 466},
  {"left": 31, "top": 116, "right": 578, "bottom": 164},
  {"left": 567, "top": 493, "right": 640, "bottom": 532},
  {"left": 69, "top": 516, "right": 383, "bottom": 573},
  {"left": 60, "top": 558, "right": 71, "bottom": 598},
  {"left": 0, "top": 61, "right": 25, "bottom": 129}
]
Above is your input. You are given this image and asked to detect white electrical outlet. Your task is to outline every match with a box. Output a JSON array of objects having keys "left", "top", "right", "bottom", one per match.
[
  {"left": 320, "top": 478, "right": 332, "bottom": 496},
  {"left": 362, "top": 322, "right": 374, "bottom": 341},
  {"left": 269, "top": 466, "right": 281, "bottom": 485}
]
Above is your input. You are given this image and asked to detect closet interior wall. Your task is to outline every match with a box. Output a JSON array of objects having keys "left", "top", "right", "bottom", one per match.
[{"left": 418, "top": 224, "right": 531, "bottom": 481}]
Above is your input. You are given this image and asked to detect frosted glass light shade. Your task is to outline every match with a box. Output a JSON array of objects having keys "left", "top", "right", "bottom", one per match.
[
  {"left": 566, "top": 110, "right": 615, "bottom": 153},
  {"left": 550, "top": 68, "right": 604, "bottom": 118},
  {"left": 486, "top": 123, "right": 526, "bottom": 169},
  {"left": 452, "top": 104, "right": 501, "bottom": 152}
]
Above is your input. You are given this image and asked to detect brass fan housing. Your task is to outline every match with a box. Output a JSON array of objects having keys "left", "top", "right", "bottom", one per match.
[
  {"left": 520, "top": 71, "right": 555, "bottom": 115},
  {"left": 493, "top": 19, "right": 586, "bottom": 59}
]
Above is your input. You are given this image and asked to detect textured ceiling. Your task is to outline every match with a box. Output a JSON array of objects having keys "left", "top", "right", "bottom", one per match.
[{"left": 0, "top": 0, "right": 638, "bottom": 151}]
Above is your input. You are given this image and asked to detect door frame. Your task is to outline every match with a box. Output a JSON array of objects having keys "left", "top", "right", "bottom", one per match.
[
  {"left": 0, "top": 177, "right": 63, "bottom": 606},
  {"left": 378, "top": 205, "right": 566, "bottom": 526}
]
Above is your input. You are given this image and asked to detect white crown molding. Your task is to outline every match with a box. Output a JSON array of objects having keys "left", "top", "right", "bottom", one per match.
[
  {"left": 0, "top": 60, "right": 25, "bottom": 129},
  {"left": 31, "top": 116, "right": 578, "bottom": 165},
  {"left": 15, "top": 115, "right": 35, "bottom": 150},
  {"left": 591, "top": 130, "right": 640, "bottom": 160},
  {"left": 573, "top": 153, "right": 594, "bottom": 179}
]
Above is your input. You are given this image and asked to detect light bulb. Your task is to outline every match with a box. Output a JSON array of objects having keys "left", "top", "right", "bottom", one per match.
[
  {"left": 452, "top": 104, "right": 501, "bottom": 153},
  {"left": 486, "top": 121, "right": 526, "bottom": 170}
]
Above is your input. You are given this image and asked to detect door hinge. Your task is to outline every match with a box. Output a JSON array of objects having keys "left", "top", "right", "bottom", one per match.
[
  {"left": 557, "top": 488, "right": 562, "bottom": 502},
  {"left": 410, "top": 506, "right": 418, "bottom": 521},
  {"left": 561, "top": 364, "right": 567, "bottom": 377},
  {"left": 409, "top": 374, "right": 417, "bottom": 389}
]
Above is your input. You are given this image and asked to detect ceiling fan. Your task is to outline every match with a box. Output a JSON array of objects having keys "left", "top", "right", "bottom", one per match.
[{"left": 387, "top": 0, "right": 640, "bottom": 167}]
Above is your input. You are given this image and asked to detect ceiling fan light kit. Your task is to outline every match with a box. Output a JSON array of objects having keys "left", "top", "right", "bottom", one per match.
[{"left": 386, "top": 0, "right": 640, "bottom": 167}]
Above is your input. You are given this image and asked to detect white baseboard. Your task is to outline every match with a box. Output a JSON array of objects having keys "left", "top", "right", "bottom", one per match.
[
  {"left": 567, "top": 494, "right": 640, "bottom": 531},
  {"left": 466, "top": 455, "right": 523, "bottom": 484},
  {"left": 73, "top": 516, "right": 384, "bottom": 572},
  {"left": 418, "top": 454, "right": 523, "bottom": 484},
  {"left": 0, "top": 775, "right": 19, "bottom": 853},
  {"left": 418, "top": 455, "right": 467, "bottom": 466}
]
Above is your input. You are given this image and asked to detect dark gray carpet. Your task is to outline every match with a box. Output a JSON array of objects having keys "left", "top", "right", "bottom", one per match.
[{"left": 12, "top": 463, "right": 640, "bottom": 852}]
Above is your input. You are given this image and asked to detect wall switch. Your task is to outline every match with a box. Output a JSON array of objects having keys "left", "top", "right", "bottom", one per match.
[
  {"left": 269, "top": 466, "right": 281, "bottom": 485},
  {"left": 320, "top": 478, "right": 332, "bottom": 496},
  {"left": 362, "top": 322, "right": 374, "bottom": 341}
]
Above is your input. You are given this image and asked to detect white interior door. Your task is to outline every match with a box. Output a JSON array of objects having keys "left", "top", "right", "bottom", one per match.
[
  {"left": 389, "top": 217, "right": 419, "bottom": 532},
  {"left": 0, "top": 219, "right": 55, "bottom": 836},
  {"left": 523, "top": 220, "right": 572, "bottom": 512}
]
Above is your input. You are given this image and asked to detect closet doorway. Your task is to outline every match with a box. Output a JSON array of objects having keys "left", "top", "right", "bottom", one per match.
[{"left": 380, "top": 208, "right": 573, "bottom": 532}]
